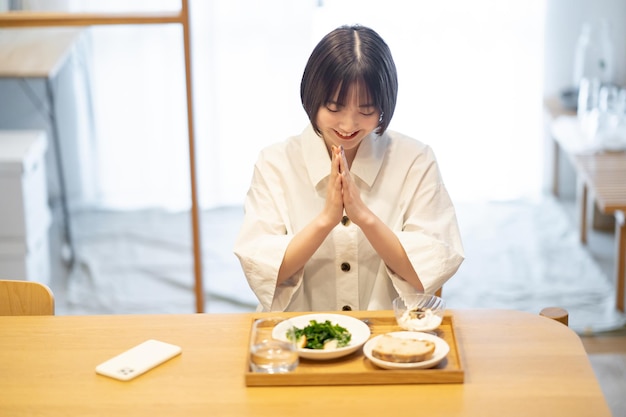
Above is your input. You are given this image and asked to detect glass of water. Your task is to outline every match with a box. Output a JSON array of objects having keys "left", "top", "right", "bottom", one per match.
[
  {"left": 577, "top": 77, "right": 601, "bottom": 141},
  {"left": 249, "top": 317, "right": 299, "bottom": 374}
]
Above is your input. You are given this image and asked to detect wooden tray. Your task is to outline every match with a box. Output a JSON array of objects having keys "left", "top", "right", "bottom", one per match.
[{"left": 244, "top": 311, "right": 464, "bottom": 386}]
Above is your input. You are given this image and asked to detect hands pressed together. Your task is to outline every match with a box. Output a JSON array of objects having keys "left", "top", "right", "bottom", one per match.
[
  {"left": 276, "top": 143, "right": 423, "bottom": 291},
  {"left": 323, "top": 145, "right": 372, "bottom": 228}
]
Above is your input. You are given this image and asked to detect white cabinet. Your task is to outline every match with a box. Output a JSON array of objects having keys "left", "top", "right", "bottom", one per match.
[{"left": 0, "top": 130, "right": 51, "bottom": 284}]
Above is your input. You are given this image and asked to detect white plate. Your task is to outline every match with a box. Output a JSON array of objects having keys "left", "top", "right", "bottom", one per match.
[
  {"left": 363, "top": 331, "right": 449, "bottom": 370},
  {"left": 273, "top": 313, "right": 371, "bottom": 360}
]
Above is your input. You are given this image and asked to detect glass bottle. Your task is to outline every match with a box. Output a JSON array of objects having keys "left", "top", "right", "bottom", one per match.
[{"left": 573, "top": 20, "right": 615, "bottom": 87}]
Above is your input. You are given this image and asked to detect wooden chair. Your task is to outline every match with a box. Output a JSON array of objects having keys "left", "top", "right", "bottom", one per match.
[
  {"left": 0, "top": 279, "right": 55, "bottom": 315},
  {"left": 540, "top": 307, "right": 569, "bottom": 326}
]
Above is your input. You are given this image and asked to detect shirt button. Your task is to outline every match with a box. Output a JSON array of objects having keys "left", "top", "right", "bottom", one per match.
[
  {"left": 341, "top": 216, "right": 350, "bottom": 226},
  {"left": 340, "top": 262, "right": 350, "bottom": 272},
  {"left": 342, "top": 305, "right": 352, "bottom": 311}
]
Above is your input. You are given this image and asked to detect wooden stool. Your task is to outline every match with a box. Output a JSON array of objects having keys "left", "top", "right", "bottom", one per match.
[{"left": 540, "top": 307, "right": 569, "bottom": 326}]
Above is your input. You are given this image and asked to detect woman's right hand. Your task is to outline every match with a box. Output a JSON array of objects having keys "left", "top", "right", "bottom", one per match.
[
  {"left": 276, "top": 145, "right": 344, "bottom": 284},
  {"left": 320, "top": 145, "right": 345, "bottom": 227}
]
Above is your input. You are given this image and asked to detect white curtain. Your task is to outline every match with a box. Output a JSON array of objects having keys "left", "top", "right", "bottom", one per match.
[
  {"left": 314, "top": 1, "right": 546, "bottom": 202},
  {"left": 23, "top": 0, "right": 547, "bottom": 209}
]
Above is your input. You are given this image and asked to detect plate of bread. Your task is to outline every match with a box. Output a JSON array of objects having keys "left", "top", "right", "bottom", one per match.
[
  {"left": 273, "top": 313, "right": 371, "bottom": 360},
  {"left": 363, "top": 331, "right": 449, "bottom": 369}
]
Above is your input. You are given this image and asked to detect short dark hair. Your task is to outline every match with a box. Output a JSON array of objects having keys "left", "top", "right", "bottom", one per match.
[{"left": 300, "top": 25, "right": 398, "bottom": 136}]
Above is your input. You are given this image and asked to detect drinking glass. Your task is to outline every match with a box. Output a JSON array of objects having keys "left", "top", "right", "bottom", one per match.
[
  {"left": 617, "top": 88, "right": 626, "bottom": 123},
  {"left": 577, "top": 77, "right": 601, "bottom": 141},
  {"left": 597, "top": 84, "right": 621, "bottom": 132},
  {"left": 249, "top": 317, "right": 299, "bottom": 374}
]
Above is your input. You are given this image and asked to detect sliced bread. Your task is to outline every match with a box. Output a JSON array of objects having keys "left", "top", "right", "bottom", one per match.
[{"left": 371, "top": 334, "right": 436, "bottom": 363}]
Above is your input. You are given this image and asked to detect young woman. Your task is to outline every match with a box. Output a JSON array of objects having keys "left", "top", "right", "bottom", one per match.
[{"left": 234, "top": 25, "right": 464, "bottom": 312}]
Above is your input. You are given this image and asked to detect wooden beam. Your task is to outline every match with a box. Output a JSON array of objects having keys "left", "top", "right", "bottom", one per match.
[
  {"left": 0, "top": 11, "right": 184, "bottom": 27},
  {"left": 180, "top": 0, "right": 205, "bottom": 313}
]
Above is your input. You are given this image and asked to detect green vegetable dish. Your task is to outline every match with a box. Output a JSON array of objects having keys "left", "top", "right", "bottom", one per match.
[{"left": 289, "top": 319, "right": 352, "bottom": 350}]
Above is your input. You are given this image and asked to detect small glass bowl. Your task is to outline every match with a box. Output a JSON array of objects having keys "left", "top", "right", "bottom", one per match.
[{"left": 393, "top": 294, "right": 446, "bottom": 331}]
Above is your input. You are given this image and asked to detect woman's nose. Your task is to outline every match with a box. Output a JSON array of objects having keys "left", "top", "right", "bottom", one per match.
[{"left": 338, "top": 111, "right": 359, "bottom": 132}]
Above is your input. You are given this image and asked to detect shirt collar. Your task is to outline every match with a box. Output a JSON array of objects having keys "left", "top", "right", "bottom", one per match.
[
  {"left": 351, "top": 131, "right": 388, "bottom": 187},
  {"left": 302, "top": 124, "right": 388, "bottom": 188}
]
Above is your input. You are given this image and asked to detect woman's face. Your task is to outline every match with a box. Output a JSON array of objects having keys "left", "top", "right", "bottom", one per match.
[{"left": 316, "top": 82, "right": 381, "bottom": 154}]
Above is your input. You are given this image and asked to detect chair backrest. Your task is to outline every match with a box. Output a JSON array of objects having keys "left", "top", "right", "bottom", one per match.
[
  {"left": 0, "top": 280, "right": 55, "bottom": 316},
  {"left": 540, "top": 307, "right": 569, "bottom": 326}
]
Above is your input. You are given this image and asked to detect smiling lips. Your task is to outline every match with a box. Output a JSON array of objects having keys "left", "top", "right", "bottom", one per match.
[{"left": 334, "top": 129, "right": 359, "bottom": 140}]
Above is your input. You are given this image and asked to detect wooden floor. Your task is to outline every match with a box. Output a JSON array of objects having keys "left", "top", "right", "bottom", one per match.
[
  {"left": 566, "top": 200, "right": 626, "bottom": 416},
  {"left": 582, "top": 326, "right": 626, "bottom": 354},
  {"left": 583, "top": 330, "right": 626, "bottom": 416},
  {"left": 543, "top": 256, "right": 626, "bottom": 416}
]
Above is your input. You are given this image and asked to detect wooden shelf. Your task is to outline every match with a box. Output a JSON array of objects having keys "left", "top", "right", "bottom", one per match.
[
  {"left": 0, "top": 1, "right": 206, "bottom": 313},
  {"left": 0, "top": 11, "right": 185, "bottom": 27}
]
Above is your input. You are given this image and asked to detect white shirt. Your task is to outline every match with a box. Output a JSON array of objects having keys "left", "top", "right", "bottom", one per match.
[{"left": 234, "top": 124, "right": 464, "bottom": 312}]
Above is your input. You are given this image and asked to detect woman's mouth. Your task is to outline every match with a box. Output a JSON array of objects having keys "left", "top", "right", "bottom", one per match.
[{"left": 334, "top": 129, "right": 359, "bottom": 140}]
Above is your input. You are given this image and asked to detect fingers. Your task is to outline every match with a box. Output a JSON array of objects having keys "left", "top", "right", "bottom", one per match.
[
  {"left": 331, "top": 145, "right": 343, "bottom": 174},
  {"left": 324, "top": 145, "right": 344, "bottom": 225},
  {"left": 331, "top": 145, "right": 349, "bottom": 177},
  {"left": 338, "top": 147, "right": 351, "bottom": 183}
]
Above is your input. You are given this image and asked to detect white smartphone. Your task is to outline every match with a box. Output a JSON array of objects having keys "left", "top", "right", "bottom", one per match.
[{"left": 95, "top": 339, "right": 182, "bottom": 381}]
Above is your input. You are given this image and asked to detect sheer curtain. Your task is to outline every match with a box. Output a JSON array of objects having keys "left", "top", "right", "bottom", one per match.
[
  {"left": 23, "top": 0, "right": 546, "bottom": 210},
  {"left": 314, "top": 1, "right": 546, "bottom": 202}
]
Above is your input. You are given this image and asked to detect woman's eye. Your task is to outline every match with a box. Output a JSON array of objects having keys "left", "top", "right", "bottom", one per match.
[
  {"left": 360, "top": 108, "right": 376, "bottom": 116},
  {"left": 325, "top": 103, "right": 340, "bottom": 112}
]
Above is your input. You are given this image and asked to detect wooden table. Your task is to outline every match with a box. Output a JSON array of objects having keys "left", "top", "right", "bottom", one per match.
[
  {"left": 550, "top": 115, "right": 626, "bottom": 312},
  {"left": 574, "top": 152, "right": 626, "bottom": 312},
  {"left": 0, "top": 310, "right": 611, "bottom": 416}
]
